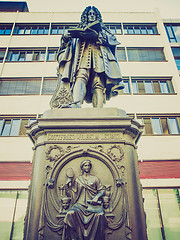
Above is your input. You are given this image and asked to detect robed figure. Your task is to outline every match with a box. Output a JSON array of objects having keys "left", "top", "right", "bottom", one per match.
[
  {"left": 62, "top": 160, "right": 108, "bottom": 240},
  {"left": 52, "top": 6, "right": 123, "bottom": 108}
]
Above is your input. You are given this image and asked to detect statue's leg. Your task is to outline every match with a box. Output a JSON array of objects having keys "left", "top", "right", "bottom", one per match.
[
  {"left": 92, "top": 89, "right": 104, "bottom": 108},
  {"left": 72, "top": 69, "right": 89, "bottom": 108},
  {"left": 92, "top": 74, "right": 105, "bottom": 108}
]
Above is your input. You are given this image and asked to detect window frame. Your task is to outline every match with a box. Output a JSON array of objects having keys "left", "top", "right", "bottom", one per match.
[
  {"left": 143, "top": 188, "right": 180, "bottom": 240},
  {"left": 127, "top": 47, "right": 166, "bottom": 62},
  {"left": 0, "top": 78, "right": 42, "bottom": 95},
  {"left": 105, "top": 23, "right": 122, "bottom": 34},
  {"left": 165, "top": 24, "right": 180, "bottom": 43},
  {"left": 0, "top": 48, "right": 6, "bottom": 62},
  {"left": 116, "top": 47, "right": 127, "bottom": 61},
  {"left": 41, "top": 77, "right": 58, "bottom": 95},
  {"left": 6, "top": 49, "right": 46, "bottom": 62},
  {"left": 137, "top": 115, "right": 180, "bottom": 135},
  {"left": 131, "top": 78, "right": 174, "bottom": 95},
  {"left": 47, "top": 48, "right": 58, "bottom": 61},
  {"left": 0, "top": 117, "right": 36, "bottom": 136},
  {"left": 13, "top": 24, "right": 50, "bottom": 35},
  {"left": 123, "top": 23, "right": 158, "bottom": 35},
  {"left": 151, "top": 118, "right": 163, "bottom": 134},
  {"left": 0, "top": 190, "right": 28, "bottom": 240},
  {"left": 0, "top": 24, "right": 13, "bottom": 35},
  {"left": 122, "top": 79, "right": 131, "bottom": 94},
  {"left": 50, "top": 23, "right": 77, "bottom": 35},
  {"left": 172, "top": 47, "right": 180, "bottom": 71}
]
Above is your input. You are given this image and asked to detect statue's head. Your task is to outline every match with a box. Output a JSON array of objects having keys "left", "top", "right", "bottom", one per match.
[
  {"left": 80, "top": 159, "right": 92, "bottom": 173},
  {"left": 102, "top": 196, "right": 110, "bottom": 209},
  {"left": 80, "top": 6, "right": 102, "bottom": 25},
  {"left": 61, "top": 197, "right": 71, "bottom": 210}
]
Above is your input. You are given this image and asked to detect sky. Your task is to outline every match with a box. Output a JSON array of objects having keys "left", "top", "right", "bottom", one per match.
[{"left": 2, "top": 0, "right": 180, "bottom": 19}]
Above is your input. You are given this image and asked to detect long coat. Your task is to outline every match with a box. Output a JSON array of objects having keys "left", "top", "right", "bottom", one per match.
[{"left": 57, "top": 28, "right": 123, "bottom": 102}]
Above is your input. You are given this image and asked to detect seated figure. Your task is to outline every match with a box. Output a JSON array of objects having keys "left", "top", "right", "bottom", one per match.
[{"left": 62, "top": 159, "right": 108, "bottom": 240}]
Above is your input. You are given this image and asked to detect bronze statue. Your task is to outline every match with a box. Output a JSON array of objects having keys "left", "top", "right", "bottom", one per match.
[
  {"left": 51, "top": 6, "right": 123, "bottom": 108},
  {"left": 62, "top": 159, "right": 108, "bottom": 240}
]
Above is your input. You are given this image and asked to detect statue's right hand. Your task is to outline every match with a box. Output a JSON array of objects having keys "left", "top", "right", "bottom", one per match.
[
  {"left": 62, "top": 31, "right": 72, "bottom": 42},
  {"left": 66, "top": 178, "right": 73, "bottom": 188},
  {"left": 63, "top": 31, "right": 71, "bottom": 38},
  {"left": 66, "top": 168, "right": 74, "bottom": 187}
]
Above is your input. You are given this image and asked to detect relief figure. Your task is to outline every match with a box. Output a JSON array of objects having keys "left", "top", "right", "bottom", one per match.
[{"left": 62, "top": 159, "right": 109, "bottom": 240}]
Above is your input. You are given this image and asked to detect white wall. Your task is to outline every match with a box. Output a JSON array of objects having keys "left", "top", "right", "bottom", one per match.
[
  {"left": 0, "top": 11, "right": 180, "bottom": 165},
  {"left": 0, "top": 137, "right": 33, "bottom": 162}
]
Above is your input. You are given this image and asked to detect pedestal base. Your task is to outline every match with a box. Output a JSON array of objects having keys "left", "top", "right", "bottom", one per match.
[{"left": 24, "top": 108, "right": 147, "bottom": 240}]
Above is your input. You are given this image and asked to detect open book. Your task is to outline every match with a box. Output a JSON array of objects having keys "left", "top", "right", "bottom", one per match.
[{"left": 68, "top": 20, "right": 101, "bottom": 40}]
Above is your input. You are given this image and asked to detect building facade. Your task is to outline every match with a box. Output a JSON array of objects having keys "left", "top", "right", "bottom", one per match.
[{"left": 0, "top": 4, "right": 180, "bottom": 240}]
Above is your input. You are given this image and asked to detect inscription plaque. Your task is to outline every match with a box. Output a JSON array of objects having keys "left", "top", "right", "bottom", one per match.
[{"left": 47, "top": 133, "right": 123, "bottom": 142}]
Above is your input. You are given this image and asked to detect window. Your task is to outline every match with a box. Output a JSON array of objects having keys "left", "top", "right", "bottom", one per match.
[
  {"left": 1, "top": 120, "right": 11, "bottom": 136},
  {"left": 159, "top": 82, "right": 169, "bottom": 93},
  {"left": 143, "top": 189, "right": 180, "bottom": 240},
  {"left": 116, "top": 47, "right": 126, "bottom": 61},
  {"left": 13, "top": 24, "right": 49, "bottom": 35},
  {"left": 172, "top": 47, "right": 180, "bottom": 70},
  {"left": 123, "top": 24, "right": 158, "bottom": 35},
  {"left": 1, "top": 188, "right": 179, "bottom": 240},
  {"left": 0, "top": 78, "right": 41, "bottom": 95},
  {"left": 118, "top": 78, "right": 130, "bottom": 94},
  {"left": 0, "top": 49, "right": 6, "bottom": 62},
  {"left": 122, "top": 79, "right": 130, "bottom": 94},
  {"left": 47, "top": 48, "right": 58, "bottom": 61},
  {"left": 143, "top": 189, "right": 163, "bottom": 240},
  {"left": 0, "top": 118, "right": 35, "bottom": 136},
  {"left": 165, "top": 24, "right": 180, "bottom": 43},
  {"left": 131, "top": 78, "right": 174, "bottom": 94},
  {"left": 137, "top": 116, "right": 180, "bottom": 135},
  {"left": 127, "top": 48, "right": 166, "bottom": 61},
  {"left": 175, "top": 59, "right": 180, "bottom": 71},
  {"left": 10, "top": 51, "right": 19, "bottom": 61},
  {"left": 105, "top": 24, "right": 122, "bottom": 34},
  {"left": 6, "top": 49, "right": 46, "bottom": 62},
  {"left": 144, "top": 81, "right": 154, "bottom": 93},
  {"left": 168, "top": 118, "right": 180, "bottom": 134},
  {"left": 33, "top": 51, "right": 45, "bottom": 61},
  {"left": 0, "top": 24, "right": 12, "bottom": 35},
  {"left": 41, "top": 77, "right": 58, "bottom": 94},
  {"left": 132, "top": 81, "right": 139, "bottom": 94},
  {"left": 25, "top": 52, "right": 33, "bottom": 61},
  {"left": 51, "top": 24, "right": 77, "bottom": 34},
  {"left": 151, "top": 118, "right": 162, "bottom": 134},
  {"left": 0, "top": 190, "right": 28, "bottom": 240}
]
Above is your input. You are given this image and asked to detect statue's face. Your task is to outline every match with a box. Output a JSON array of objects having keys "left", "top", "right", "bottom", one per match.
[
  {"left": 82, "top": 162, "right": 91, "bottom": 173},
  {"left": 103, "top": 197, "right": 110, "bottom": 209},
  {"left": 62, "top": 198, "right": 70, "bottom": 210},
  {"left": 88, "top": 8, "right": 96, "bottom": 23}
]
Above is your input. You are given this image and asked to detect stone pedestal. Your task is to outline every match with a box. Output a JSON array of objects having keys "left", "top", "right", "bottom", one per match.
[{"left": 24, "top": 108, "right": 147, "bottom": 240}]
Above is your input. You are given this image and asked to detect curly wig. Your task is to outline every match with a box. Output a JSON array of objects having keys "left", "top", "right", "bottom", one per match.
[
  {"left": 80, "top": 6, "right": 102, "bottom": 26},
  {"left": 77, "top": 6, "right": 111, "bottom": 35}
]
